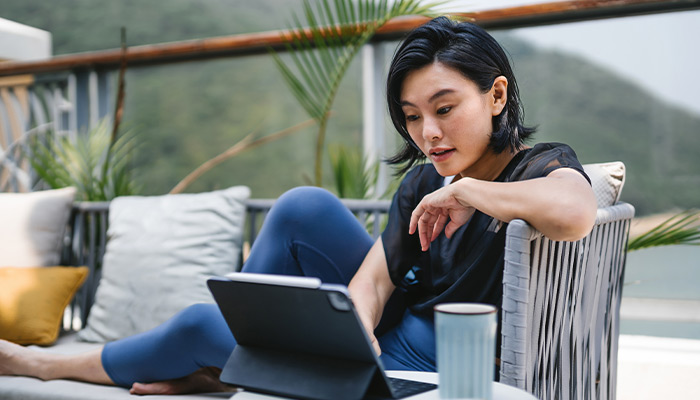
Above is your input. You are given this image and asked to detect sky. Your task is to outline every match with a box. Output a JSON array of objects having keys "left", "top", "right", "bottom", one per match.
[
  {"left": 512, "top": 10, "right": 700, "bottom": 116},
  {"left": 438, "top": 1, "right": 700, "bottom": 116}
]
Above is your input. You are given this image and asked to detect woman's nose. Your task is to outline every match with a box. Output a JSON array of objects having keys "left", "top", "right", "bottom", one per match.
[{"left": 422, "top": 117, "right": 442, "bottom": 141}]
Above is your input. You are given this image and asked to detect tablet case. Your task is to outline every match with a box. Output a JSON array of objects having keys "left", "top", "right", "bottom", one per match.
[{"left": 208, "top": 276, "right": 394, "bottom": 400}]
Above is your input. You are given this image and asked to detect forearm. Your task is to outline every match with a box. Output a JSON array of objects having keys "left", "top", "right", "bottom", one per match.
[
  {"left": 455, "top": 169, "right": 597, "bottom": 241},
  {"left": 348, "top": 238, "right": 395, "bottom": 353}
]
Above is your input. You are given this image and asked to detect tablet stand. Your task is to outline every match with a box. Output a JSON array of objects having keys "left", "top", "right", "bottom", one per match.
[{"left": 221, "top": 345, "right": 391, "bottom": 400}]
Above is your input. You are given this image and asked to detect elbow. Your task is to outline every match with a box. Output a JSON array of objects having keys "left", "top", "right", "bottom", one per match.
[
  {"left": 556, "top": 206, "right": 597, "bottom": 241},
  {"left": 547, "top": 198, "right": 598, "bottom": 242},
  {"left": 526, "top": 171, "right": 599, "bottom": 242}
]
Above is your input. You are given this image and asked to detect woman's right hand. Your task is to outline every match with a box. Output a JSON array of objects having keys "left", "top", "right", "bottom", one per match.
[
  {"left": 348, "top": 238, "right": 396, "bottom": 357},
  {"left": 358, "top": 311, "right": 382, "bottom": 356}
]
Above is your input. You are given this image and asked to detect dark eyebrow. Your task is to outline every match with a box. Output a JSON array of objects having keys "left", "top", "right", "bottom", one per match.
[{"left": 400, "top": 89, "right": 456, "bottom": 107}]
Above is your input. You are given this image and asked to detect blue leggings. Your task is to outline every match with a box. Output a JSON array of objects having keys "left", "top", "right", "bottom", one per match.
[{"left": 102, "top": 187, "right": 435, "bottom": 387}]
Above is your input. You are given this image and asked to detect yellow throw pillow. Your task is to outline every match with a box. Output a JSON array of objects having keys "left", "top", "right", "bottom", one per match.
[{"left": 0, "top": 266, "right": 88, "bottom": 345}]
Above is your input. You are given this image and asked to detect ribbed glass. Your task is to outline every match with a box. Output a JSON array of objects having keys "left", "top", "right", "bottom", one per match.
[{"left": 435, "top": 303, "right": 497, "bottom": 400}]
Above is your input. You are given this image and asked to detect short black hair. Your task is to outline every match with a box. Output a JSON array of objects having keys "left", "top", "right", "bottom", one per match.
[{"left": 386, "top": 16, "right": 535, "bottom": 174}]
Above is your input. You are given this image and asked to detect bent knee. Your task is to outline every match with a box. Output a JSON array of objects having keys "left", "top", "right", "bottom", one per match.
[
  {"left": 276, "top": 186, "right": 336, "bottom": 208},
  {"left": 169, "top": 303, "right": 223, "bottom": 337},
  {"left": 269, "top": 187, "right": 342, "bottom": 225}
]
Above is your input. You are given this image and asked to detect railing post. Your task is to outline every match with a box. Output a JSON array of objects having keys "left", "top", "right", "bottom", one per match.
[
  {"left": 97, "top": 70, "right": 113, "bottom": 123},
  {"left": 362, "top": 42, "right": 388, "bottom": 197},
  {"left": 72, "top": 70, "right": 91, "bottom": 133},
  {"left": 0, "top": 75, "right": 35, "bottom": 192},
  {"left": 70, "top": 69, "right": 114, "bottom": 135}
]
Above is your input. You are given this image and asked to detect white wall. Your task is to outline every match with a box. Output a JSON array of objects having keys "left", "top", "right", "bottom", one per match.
[{"left": 0, "top": 17, "right": 51, "bottom": 62}]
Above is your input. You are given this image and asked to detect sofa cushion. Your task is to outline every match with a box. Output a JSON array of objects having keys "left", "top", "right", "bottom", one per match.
[
  {"left": 583, "top": 161, "right": 626, "bottom": 208},
  {"left": 78, "top": 186, "right": 250, "bottom": 342},
  {"left": 0, "top": 187, "right": 76, "bottom": 267},
  {"left": 0, "top": 266, "right": 88, "bottom": 345},
  {"left": 0, "top": 333, "right": 236, "bottom": 399}
]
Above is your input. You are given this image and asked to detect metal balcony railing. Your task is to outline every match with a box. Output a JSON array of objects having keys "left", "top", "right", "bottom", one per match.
[{"left": 2, "top": 0, "right": 699, "bottom": 193}]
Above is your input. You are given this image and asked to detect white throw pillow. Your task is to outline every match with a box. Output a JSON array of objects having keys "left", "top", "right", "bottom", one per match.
[
  {"left": 78, "top": 186, "right": 250, "bottom": 342},
  {"left": 0, "top": 187, "right": 76, "bottom": 267},
  {"left": 583, "top": 161, "right": 626, "bottom": 208}
]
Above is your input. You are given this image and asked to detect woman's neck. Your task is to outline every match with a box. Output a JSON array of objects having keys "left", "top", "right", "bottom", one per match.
[{"left": 459, "top": 147, "right": 523, "bottom": 182}]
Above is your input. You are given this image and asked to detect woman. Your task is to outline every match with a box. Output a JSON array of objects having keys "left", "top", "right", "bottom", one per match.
[{"left": 0, "top": 17, "right": 596, "bottom": 395}]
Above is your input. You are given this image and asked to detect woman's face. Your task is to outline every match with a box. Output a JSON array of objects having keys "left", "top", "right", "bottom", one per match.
[{"left": 400, "top": 62, "right": 507, "bottom": 178}]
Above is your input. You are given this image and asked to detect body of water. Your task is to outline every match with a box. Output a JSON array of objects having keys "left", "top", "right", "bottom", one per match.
[{"left": 621, "top": 245, "right": 700, "bottom": 339}]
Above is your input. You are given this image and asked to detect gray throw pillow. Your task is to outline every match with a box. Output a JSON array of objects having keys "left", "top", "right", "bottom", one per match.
[{"left": 78, "top": 186, "right": 250, "bottom": 342}]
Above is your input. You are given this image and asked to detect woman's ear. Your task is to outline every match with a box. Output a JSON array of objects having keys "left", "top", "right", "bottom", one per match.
[{"left": 490, "top": 76, "right": 508, "bottom": 116}]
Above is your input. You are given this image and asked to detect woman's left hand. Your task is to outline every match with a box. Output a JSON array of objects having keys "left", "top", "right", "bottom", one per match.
[
  {"left": 409, "top": 184, "right": 475, "bottom": 251},
  {"left": 410, "top": 168, "right": 598, "bottom": 248}
]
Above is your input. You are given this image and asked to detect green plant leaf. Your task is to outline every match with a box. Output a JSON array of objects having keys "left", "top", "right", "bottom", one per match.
[
  {"left": 272, "top": 0, "right": 445, "bottom": 186},
  {"left": 329, "top": 144, "right": 378, "bottom": 199},
  {"left": 628, "top": 210, "right": 700, "bottom": 251},
  {"left": 25, "top": 117, "right": 139, "bottom": 201}
]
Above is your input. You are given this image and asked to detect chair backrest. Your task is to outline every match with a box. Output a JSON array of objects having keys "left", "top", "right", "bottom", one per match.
[{"left": 500, "top": 202, "right": 635, "bottom": 400}]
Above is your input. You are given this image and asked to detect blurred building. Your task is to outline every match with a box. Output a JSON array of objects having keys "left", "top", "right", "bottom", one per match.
[{"left": 0, "top": 17, "right": 51, "bottom": 62}]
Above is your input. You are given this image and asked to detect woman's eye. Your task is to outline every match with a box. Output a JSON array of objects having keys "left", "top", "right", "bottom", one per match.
[
  {"left": 405, "top": 114, "right": 419, "bottom": 122},
  {"left": 437, "top": 106, "right": 452, "bottom": 115}
]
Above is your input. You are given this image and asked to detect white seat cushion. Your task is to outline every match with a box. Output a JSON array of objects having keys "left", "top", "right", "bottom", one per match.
[{"left": 0, "top": 187, "right": 76, "bottom": 267}]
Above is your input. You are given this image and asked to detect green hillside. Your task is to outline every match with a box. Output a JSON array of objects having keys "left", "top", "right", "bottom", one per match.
[
  {"left": 2, "top": 0, "right": 361, "bottom": 197},
  {"left": 495, "top": 33, "right": 700, "bottom": 215},
  {"left": 1, "top": 0, "right": 304, "bottom": 53},
  {"left": 2, "top": 1, "right": 699, "bottom": 214}
]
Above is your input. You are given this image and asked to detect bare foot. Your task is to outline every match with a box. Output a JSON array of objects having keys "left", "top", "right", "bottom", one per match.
[
  {"left": 0, "top": 339, "right": 40, "bottom": 377},
  {"left": 129, "top": 367, "right": 236, "bottom": 395},
  {"left": 1, "top": 339, "right": 112, "bottom": 385}
]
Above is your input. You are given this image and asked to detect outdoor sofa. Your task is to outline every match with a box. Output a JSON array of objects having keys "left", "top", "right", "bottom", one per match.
[{"left": 0, "top": 161, "right": 632, "bottom": 400}]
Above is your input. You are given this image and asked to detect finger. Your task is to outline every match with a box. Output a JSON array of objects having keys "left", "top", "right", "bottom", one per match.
[
  {"left": 418, "top": 212, "right": 435, "bottom": 251},
  {"left": 409, "top": 204, "right": 425, "bottom": 235},
  {"left": 431, "top": 213, "right": 448, "bottom": 242},
  {"left": 420, "top": 221, "right": 431, "bottom": 251},
  {"left": 444, "top": 220, "right": 459, "bottom": 238},
  {"left": 372, "top": 338, "right": 382, "bottom": 356}
]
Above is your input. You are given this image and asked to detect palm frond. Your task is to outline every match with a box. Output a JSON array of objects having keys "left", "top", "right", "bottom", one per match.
[
  {"left": 273, "top": 53, "right": 324, "bottom": 119},
  {"left": 273, "top": 0, "right": 445, "bottom": 186},
  {"left": 329, "top": 144, "right": 377, "bottom": 199},
  {"left": 26, "top": 118, "right": 139, "bottom": 201},
  {"left": 628, "top": 210, "right": 700, "bottom": 251}
]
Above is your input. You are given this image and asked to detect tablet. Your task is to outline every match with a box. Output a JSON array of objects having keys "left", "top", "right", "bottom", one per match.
[{"left": 208, "top": 272, "right": 436, "bottom": 400}]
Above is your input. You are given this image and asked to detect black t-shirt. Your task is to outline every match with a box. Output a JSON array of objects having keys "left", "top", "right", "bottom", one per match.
[{"left": 381, "top": 143, "right": 589, "bottom": 318}]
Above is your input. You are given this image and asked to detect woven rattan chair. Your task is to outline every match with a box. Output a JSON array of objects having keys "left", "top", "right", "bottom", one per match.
[{"left": 500, "top": 202, "right": 635, "bottom": 400}]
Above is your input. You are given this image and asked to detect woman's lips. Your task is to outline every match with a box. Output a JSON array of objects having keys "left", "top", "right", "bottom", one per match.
[{"left": 430, "top": 148, "right": 455, "bottom": 162}]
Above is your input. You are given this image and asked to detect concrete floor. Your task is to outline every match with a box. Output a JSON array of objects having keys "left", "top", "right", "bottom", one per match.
[{"left": 616, "top": 335, "right": 700, "bottom": 400}]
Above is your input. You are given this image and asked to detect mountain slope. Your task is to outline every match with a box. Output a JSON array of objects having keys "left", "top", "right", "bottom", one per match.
[{"left": 2, "top": 1, "right": 699, "bottom": 214}]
